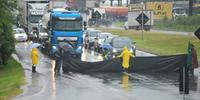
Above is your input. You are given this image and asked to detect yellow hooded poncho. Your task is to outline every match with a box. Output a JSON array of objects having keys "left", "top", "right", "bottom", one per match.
[
  {"left": 117, "top": 47, "right": 134, "bottom": 69},
  {"left": 31, "top": 48, "right": 38, "bottom": 65}
]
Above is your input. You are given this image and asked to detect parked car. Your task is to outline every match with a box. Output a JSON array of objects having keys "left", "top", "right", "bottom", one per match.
[
  {"left": 98, "top": 32, "right": 112, "bottom": 45},
  {"left": 99, "top": 34, "right": 119, "bottom": 53},
  {"left": 29, "top": 27, "right": 38, "bottom": 40},
  {"left": 38, "top": 28, "right": 48, "bottom": 42},
  {"left": 13, "top": 28, "right": 28, "bottom": 42},
  {"left": 99, "top": 37, "right": 113, "bottom": 53},
  {"left": 110, "top": 37, "right": 136, "bottom": 58}
]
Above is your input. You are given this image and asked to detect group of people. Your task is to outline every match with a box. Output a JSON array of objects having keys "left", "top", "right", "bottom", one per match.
[
  {"left": 31, "top": 44, "right": 135, "bottom": 74},
  {"left": 84, "top": 32, "right": 99, "bottom": 52},
  {"left": 31, "top": 47, "right": 63, "bottom": 73}
]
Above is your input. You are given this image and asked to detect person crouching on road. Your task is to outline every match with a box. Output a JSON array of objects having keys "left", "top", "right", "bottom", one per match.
[
  {"left": 117, "top": 46, "right": 134, "bottom": 72},
  {"left": 32, "top": 48, "right": 38, "bottom": 73}
]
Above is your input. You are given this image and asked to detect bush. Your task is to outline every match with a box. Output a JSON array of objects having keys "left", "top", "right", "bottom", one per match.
[{"left": 0, "top": 0, "right": 17, "bottom": 65}]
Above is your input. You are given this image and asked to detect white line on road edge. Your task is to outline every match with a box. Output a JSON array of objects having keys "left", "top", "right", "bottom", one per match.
[{"left": 136, "top": 50, "right": 156, "bottom": 56}]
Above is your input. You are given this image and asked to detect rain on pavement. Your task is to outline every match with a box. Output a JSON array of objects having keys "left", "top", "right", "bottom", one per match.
[{"left": 13, "top": 42, "right": 200, "bottom": 100}]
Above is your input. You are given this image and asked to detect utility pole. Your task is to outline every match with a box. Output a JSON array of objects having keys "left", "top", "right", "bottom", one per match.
[
  {"left": 141, "top": 2, "right": 144, "bottom": 40},
  {"left": 142, "top": 10, "right": 144, "bottom": 40},
  {"left": 126, "top": 0, "right": 128, "bottom": 7},
  {"left": 189, "top": 0, "right": 193, "bottom": 16},
  {"left": 27, "top": 0, "right": 29, "bottom": 34},
  {"left": 51, "top": 0, "right": 54, "bottom": 9},
  {"left": 110, "top": 0, "right": 113, "bottom": 6},
  {"left": 118, "top": 0, "right": 122, "bottom": 6}
]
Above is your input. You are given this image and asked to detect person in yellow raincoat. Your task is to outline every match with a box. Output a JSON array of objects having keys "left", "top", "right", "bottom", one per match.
[
  {"left": 117, "top": 46, "right": 134, "bottom": 72},
  {"left": 32, "top": 48, "right": 38, "bottom": 72}
]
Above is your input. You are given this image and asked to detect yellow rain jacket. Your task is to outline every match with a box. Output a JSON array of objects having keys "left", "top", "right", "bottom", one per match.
[
  {"left": 117, "top": 47, "right": 134, "bottom": 69},
  {"left": 32, "top": 48, "right": 38, "bottom": 65}
]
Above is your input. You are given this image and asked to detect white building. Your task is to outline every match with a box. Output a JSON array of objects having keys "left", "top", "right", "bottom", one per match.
[{"left": 102, "top": 0, "right": 130, "bottom": 7}]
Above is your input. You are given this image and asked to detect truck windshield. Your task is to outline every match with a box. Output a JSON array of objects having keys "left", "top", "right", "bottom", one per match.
[
  {"left": 52, "top": 19, "right": 82, "bottom": 31},
  {"left": 173, "top": 9, "right": 185, "bottom": 14},
  {"left": 29, "top": 15, "right": 43, "bottom": 23}
]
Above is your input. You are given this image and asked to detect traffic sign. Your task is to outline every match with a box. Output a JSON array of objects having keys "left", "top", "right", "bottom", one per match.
[
  {"left": 194, "top": 27, "right": 200, "bottom": 40},
  {"left": 136, "top": 12, "right": 149, "bottom": 25},
  {"left": 92, "top": 11, "right": 101, "bottom": 19}
]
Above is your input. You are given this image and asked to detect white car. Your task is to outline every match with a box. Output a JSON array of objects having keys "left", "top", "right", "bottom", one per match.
[
  {"left": 124, "top": 21, "right": 129, "bottom": 30},
  {"left": 14, "top": 28, "right": 28, "bottom": 42},
  {"left": 98, "top": 32, "right": 112, "bottom": 45},
  {"left": 38, "top": 28, "right": 48, "bottom": 41}
]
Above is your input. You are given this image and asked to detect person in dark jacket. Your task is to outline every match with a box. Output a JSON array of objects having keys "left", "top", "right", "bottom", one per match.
[
  {"left": 190, "top": 44, "right": 199, "bottom": 75},
  {"left": 54, "top": 47, "right": 63, "bottom": 74}
]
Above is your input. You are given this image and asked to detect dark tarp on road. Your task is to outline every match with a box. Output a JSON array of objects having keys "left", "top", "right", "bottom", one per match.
[{"left": 62, "top": 53, "right": 187, "bottom": 73}]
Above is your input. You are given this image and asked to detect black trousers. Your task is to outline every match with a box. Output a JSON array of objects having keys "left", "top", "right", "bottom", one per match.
[{"left": 55, "top": 59, "right": 62, "bottom": 73}]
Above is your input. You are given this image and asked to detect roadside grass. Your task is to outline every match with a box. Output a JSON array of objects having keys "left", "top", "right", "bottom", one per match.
[
  {"left": 112, "top": 22, "right": 125, "bottom": 27},
  {"left": 0, "top": 57, "right": 25, "bottom": 100},
  {"left": 99, "top": 28, "right": 200, "bottom": 63},
  {"left": 154, "top": 20, "right": 200, "bottom": 32},
  {"left": 154, "top": 16, "right": 200, "bottom": 32}
]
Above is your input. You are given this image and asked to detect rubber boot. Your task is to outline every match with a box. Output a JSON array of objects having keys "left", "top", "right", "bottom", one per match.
[
  {"left": 32, "top": 65, "right": 36, "bottom": 73},
  {"left": 123, "top": 68, "right": 128, "bottom": 73}
]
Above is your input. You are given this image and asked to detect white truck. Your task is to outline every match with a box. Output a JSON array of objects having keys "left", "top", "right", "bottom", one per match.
[
  {"left": 124, "top": 10, "right": 154, "bottom": 31},
  {"left": 19, "top": 0, "right": 49, "bottom": 39},
  {"left": 172, "top": 7, "right": 187, "bottom": 20}
]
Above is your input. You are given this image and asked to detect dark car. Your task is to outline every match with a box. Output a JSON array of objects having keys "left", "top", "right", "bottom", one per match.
[
  {"left": 99, "top": 37, "right": 113, "bottom": 53},
  {"left": 110, "top": 37, "right": 136, "bottom": 58},
  {"left": 99, "top": 34, "right": 119, "bottom": 53}
]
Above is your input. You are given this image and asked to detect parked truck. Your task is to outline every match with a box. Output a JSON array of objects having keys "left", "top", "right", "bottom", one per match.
[
  {"left": 46, "top": 8, "right": 86, "bottom": 57},
  {"left": 172, "top": 7, "right": 187, "bottom": 20},
  {"left": 124, "top": 10, "right": 154, "bottom": 31},
  {"left": 19, "top": 0, "right": 49, "bottom": 39}
]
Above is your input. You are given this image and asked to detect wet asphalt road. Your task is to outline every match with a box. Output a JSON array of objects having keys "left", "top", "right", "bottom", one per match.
[{"left": 13, "top": 42, "right": 200, "bottom": 100}]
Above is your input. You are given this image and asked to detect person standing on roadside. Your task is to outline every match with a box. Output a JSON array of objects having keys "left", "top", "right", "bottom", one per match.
[{"left": 31, "top": 48, "right": 38, "bottom": 72}]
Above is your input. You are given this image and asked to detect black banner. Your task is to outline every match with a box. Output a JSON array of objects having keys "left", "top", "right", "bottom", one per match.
[{"left": 62, "top": 54, "right": 187, "bottom": 73}]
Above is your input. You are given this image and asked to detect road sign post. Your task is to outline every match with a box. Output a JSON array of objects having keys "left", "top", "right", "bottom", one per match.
[
  {"left": 142, "top": 10, "right": 144, "bottom": 40},
  {"left": 136, "top": 11, "right": 149, "bottom": 40}
]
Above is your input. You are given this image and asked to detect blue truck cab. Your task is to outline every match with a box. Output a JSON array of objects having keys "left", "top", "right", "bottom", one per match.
[{"left": 50, "top": 8, "right": 84, "bottom": 56}]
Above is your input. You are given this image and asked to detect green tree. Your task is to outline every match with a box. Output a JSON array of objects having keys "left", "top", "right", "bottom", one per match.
[{"left": 0, "top": 0, "right": 17, "bottom": 65}]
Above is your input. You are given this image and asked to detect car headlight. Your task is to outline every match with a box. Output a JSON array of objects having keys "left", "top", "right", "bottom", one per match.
[
  {"left": 112, "top": 48, "right": 117, "bottom": 53},
  {"left": 130, "top": 49, "right": 133, "bottom": 53},
  {"left": 76, "top": 46, "right": 82, "bottom": 53},
  {"left": 51, "top": 46, "right": 57, "bottom": 53},
  {"left": 77, "top": 46, "right": 82, "bottom": 50},
  {"left": 52, "top": 46, "right": 57, "bottom": 49}
]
